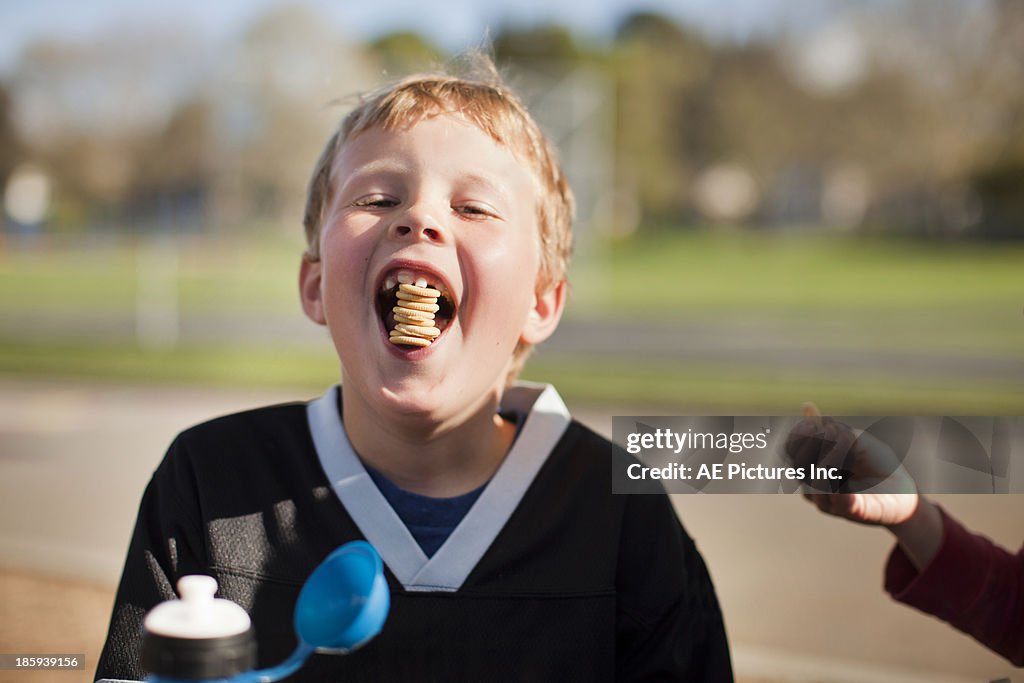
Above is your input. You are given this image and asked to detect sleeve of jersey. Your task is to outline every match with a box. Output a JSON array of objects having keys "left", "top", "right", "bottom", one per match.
[
  {"left": 884, "top": 506, "right": 1024, "bottom": 666},
  {"left": 94, "top": 435, "right": 209, "bottom": 682},
  {"left": 615, "top": 492, "right": 733, "bottom": 681}
]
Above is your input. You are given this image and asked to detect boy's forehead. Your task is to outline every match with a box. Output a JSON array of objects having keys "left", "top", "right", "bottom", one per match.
[
  {"left": 331, "top": 114, "right": 538, "bottom": 193},
  {"left": 336, "top": 115, "right": 499, "bottom": 165}
]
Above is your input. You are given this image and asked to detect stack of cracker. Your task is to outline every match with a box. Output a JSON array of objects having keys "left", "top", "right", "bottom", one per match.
[{"left": 390, "top": 283, "right": 441, "bottom": 347}]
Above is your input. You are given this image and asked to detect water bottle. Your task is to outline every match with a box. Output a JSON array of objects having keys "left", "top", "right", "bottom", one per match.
[
  {"left": 139, "top": 541, "right": 389, "bottom": 683},
  {"left": 142, "top": 575, "right": 256, "bottom": 682}
]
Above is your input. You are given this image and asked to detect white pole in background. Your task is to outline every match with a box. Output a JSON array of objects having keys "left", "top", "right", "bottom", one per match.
[{"left": 136, "top": 231, "right": 180, "bottom": 351}]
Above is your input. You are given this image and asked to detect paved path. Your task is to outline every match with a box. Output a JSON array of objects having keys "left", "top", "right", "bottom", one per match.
[{"left": 0, "top": 378, "right": 1019, "bottom": 682}]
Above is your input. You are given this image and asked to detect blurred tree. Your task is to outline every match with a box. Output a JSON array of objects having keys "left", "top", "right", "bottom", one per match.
[
  {"left": 133, "top": 98, "right": 213, "bottom": 194},
  {"left": 11, "top": 25, "right": 208, "bottom": 229},
  {"left": 13, "top": 27, "right": 204, "bottom": 142},
  {"left": 206, "top": 4, "right": 378, "bottom": 229},
  {"left": 127, "top": 96, "right": 214, "bottom": 230},
  {"left": 970, "top": 163, "right": 1024, "bottom": 239},
  {"left": 611, "top": 12, "right": 712, "bottom": 226},
  {"left": 5, "top": 1, "right": 1015, "bottom": 238},
  {"left": 483, "top": 25, "right": 616, "bottom": 240},
  {"left": 866, "top": 0, "right": 1024, "bottom": 162},
  {"left": 838, "top": 0, "right": 1024, "bottom": 236},
  {"left": 369, "top": 32, "right": 446, "bottom": 78},
  {"left": 7, "top": 8, "right": 379, "bottom": 234},
  {"left": 986, "top": 0, "right": 1024, "bottom": 161},
  {"left": 946, "top": 0, "right": 1024, "bottom": 237},
  {"left": 609, "top": 7, "right": 984, "bottom": 231},
  {"left": 0, "top": 83, "right": 24, "bottom": 188},
  {"left": 616, "top": 11, "right": 692, "bottom": 44},
  {"left": 492, "top": 24, "right": 584, "bottom": 76},
  {"left": 712, "top": 39, "right": 934, "bottom": 225}
]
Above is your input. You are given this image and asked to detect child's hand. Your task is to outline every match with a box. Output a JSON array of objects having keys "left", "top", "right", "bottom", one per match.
[{"left": 786, "top": 403, "right": 919, "bottom": 528}]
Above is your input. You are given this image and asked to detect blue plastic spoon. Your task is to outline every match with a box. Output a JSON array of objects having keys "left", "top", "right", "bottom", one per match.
[{"left": 241, "top": 541, "right": 390, "bottom": 683}]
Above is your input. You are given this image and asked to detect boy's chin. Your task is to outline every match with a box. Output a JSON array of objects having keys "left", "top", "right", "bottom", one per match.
[
  {"left": 378, "top": 382, "right": 444, "bottom": 416},
  {"left": 368, "top": 366, "right": 507, "bottom": 422}
]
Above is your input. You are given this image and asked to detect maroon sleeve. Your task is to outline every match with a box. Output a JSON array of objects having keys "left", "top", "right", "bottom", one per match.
[{"left": 884, "top": 506, "right": 1024, "bottom": 666}]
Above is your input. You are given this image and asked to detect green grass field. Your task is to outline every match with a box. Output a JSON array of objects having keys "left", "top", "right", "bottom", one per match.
[
  {"left": 0, "top": 234, "right": 303, "bottom": 315},
  {"left": 574, "top": 230, "right": 1023, "bottom": 356},
  {"left": 594, "top": 230, "right": 1023, "bottom": 313},
  {"left": 1, "top": 229, "right": 1021, "bottom": 412}
]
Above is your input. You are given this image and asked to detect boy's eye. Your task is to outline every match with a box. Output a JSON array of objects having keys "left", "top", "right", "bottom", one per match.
[
  {"left": 456, "top": 203, "right": 497, "bottom": 219},
  {"left": 353, "top": 195, "right": 397, "bottom": 208}
]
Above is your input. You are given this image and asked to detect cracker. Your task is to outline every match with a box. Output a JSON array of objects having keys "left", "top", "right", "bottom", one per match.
[
  {"left": 389, "top": 334, "right": 432, "bottom": 347},
  {"left": 399, "top": 283, "right": 441, "bottom": 298},
  {"left": 394, "top": 323, "right": 440, "bottom": 338},
  {"left": 396, "top": 300, "right": 440, "bottom": 313},
  {"left": 392, "top": 307, "right": 435, "bottom": 321},
  {"left": 395, "top": 290, "right": 436, "bottom": 303}
]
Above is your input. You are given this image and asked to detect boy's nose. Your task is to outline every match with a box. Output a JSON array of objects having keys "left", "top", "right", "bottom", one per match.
[{"left": 389, "top": 205, "right": 445, "bottom": 243}]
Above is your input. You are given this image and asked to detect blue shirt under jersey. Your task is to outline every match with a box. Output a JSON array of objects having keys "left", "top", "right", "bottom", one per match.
[
  {"left": 365, "top": 465, "right": 486, "bottom": 557},
  {"left": 364, "top": 412, "right": 523, "bottom": 557}
]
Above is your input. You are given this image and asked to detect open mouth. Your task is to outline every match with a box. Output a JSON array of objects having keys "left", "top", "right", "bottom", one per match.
[{"left": 377, "top": 268, "right": 456, "bottom": 348}]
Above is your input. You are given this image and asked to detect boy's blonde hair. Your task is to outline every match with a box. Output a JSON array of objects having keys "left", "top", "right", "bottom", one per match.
[{"left": 302, "top": 55, "right": 575, "bottom": 381}]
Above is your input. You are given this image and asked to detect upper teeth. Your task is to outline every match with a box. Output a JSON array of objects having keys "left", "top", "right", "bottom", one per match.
[{"left": 382, "top": 269, "right": 447, "bottom": 296}]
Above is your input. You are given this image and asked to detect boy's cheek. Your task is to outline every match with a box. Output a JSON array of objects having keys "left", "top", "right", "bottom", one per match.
[{"left": 469, "top": 239, "right": 541, "bottom": 297}]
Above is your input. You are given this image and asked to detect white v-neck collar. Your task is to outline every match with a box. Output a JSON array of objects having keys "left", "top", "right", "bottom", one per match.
[{"left": 306, "top": 383, "right": 572, "bottom": 592}]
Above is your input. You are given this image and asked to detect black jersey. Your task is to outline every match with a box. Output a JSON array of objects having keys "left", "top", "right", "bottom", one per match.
[{"left": 96, "top": 385, "right": 732, "bottom": 682}]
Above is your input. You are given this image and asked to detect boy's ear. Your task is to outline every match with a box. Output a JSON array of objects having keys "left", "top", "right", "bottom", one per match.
[
  {"left": 521, "top": 279, "right": 567, "bottom": 345},
  {"left": 299, "top": 257, "right": 326, "bottom": 325}
]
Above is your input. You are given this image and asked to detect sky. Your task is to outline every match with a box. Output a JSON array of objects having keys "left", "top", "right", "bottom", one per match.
[{"left": 0, "top": 0, "right": 844, "bottom": 76}]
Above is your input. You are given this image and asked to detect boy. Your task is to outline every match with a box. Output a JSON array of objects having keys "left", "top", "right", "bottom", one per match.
[{"left": 97, "top": 58, "right": 732, "bottom": 681}]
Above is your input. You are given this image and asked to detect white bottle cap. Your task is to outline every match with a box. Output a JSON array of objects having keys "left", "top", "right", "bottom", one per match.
[{"left": 144, "top": 575, "right": 251, "bottom": 639}]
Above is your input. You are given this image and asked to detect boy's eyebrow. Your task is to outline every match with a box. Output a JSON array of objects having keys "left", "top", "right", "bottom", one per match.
[{"left": 336, "top": 161, "right": 516, "bottom": 204}]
